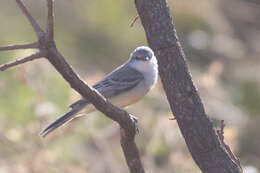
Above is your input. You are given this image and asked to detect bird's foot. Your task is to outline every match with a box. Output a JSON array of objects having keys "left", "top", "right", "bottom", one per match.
[{"left": 129, "top": 114, "right": 139, "bottom": 134}]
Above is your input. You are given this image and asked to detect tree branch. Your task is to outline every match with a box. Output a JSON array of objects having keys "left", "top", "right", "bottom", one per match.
[
  {"left": 0, "top": 1, "right": 145, "bottom": 173},
  {"left": 120, "top": 128, "right": 145, "bottom": 173},
  {"left": 16, "top": 0, "right": 45, "bottom": 38},
  {"left": 46, "top": 0, "right": 54, "bottom": 41},
  {"left": 134, "top": 0, "right": 243, "bottom": 172},
  {"left": 44, "top": 45, "right": 145, "bottom": 173},
  {"left": 0, "top": 42, "right": 39, "bottom": 51},
  {"left": 0, "top": 52, "right": 44, "bottom": 71}
]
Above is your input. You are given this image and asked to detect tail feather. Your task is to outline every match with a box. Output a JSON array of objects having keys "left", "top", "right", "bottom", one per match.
[{"left": 40, "top": 108, "right": 81, "bottom": 138}]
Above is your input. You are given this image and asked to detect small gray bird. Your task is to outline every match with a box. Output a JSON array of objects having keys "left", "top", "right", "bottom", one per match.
[{"left": 40, "top": 46, "right": 158, "bottom": 137}]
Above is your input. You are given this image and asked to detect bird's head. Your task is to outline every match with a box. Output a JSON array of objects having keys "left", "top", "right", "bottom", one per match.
[
  {"left": 130, "top": 46, "right": 155, "bottom": 62},
  {"left": 128, "top": 46, "right": 157, "bottom": 73}
]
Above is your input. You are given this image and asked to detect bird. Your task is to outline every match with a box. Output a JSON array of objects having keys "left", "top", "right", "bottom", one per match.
[{"left": 40, "top": 46, "right": 158, "bottom": 137}]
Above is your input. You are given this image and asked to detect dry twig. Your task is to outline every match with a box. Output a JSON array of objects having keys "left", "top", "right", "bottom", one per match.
[
  {"left": 0, "top": 42, "right": 39, "bottom": 51},
  {"left": 0, "top": 52, "right": 44, "bottom": 71}
]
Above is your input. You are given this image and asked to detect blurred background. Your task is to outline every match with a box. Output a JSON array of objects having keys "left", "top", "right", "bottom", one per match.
[{"left": 0, "top": 0, "right": 259, "bottom": 172}]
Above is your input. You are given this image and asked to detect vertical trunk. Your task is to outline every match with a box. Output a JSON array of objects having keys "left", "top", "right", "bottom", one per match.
[{"left": 134, "top": 0, "right": 243, "bottom": 172}]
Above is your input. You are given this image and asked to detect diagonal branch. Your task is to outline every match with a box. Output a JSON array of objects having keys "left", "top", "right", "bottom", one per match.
[
  {"left": 0, "top": 42, "right": 39, "bottom": 51},
  {"left": 0, "top": 52, "right": 44, "bottom": 71},
  {"left": 16, "top": 0, "right": 45, "bottom": 38},
  {"left": 45, "top": 45, "right": 144, "bottom": 173},
  {"left": 46, "top": 0, "right": 54, "bottom": 41},
  {"left": 0, "top": 1, "right": 145, "bottom": 173},
  {"left": 134, "top": 0, "right": 243, "bottom": 172}
]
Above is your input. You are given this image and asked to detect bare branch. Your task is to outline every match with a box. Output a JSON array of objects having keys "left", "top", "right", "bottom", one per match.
[
  {"left": 46, "top": 0, "right": 54, "bottom": 41},
  {"left": 16, "top": 0, "right": 45, "bottom": 38},
  {"left": 120, "top": 128, "right": 145, "bottom": 173},
  {"left": 0, "top": 42, "right": 39, "bottom": 51},
  {"left": 1, "top": 1, "right": 145, "bottom": 173},
  {"left": 44, "top": 43, "right": 144, "bottom": 172},
  {"left": 0, "top": 52, "right": 44, "bottom": 71}
]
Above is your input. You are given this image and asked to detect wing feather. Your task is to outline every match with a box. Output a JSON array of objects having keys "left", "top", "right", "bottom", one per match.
[{"left": 69, "top": 65, "right": 143, "bottom": 109}]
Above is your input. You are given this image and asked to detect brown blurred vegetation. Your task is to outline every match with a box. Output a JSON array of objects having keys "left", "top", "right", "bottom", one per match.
[{"left": 0, "top": 0, "right": 259, "bottom": 172}]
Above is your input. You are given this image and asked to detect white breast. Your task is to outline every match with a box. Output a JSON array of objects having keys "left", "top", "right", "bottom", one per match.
[{"left": 130, "top": 56, "right": 158, "bottom": 91}]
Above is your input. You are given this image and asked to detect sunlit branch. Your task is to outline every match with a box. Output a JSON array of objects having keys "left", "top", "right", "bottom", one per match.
[
  {"left": 0, "top": 52, "right": 44, "bottom": 71},
  {"left": 0, "top": 42, "right": 39, "bottom": 51}
]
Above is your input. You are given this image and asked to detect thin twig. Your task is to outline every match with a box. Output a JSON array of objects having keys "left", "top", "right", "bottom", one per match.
[
  {"left": 0, "top": 52, "right": 44, "bottom": 71},
  {"left": 46, "top": 0, "right": 54, "bottom": 41},
  {"left": 0, "top": 42, "right": 39, "bottom": 51},
  {"left": 130, "top": 15, "right": 139, "bottom": 27},
  {"left": 16, "top": 0, "right": 45, "bottom": 38}
]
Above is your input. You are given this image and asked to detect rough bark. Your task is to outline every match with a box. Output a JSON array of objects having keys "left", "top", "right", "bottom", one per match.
[{"left": 134, "top": 0, "right": 243, "bottom": 172}]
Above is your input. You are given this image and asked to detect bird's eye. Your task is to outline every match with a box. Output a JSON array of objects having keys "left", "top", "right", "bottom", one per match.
[
  {"left": 144, "top": 56, "right": 150, "bottom": 61},
  {"left": 135, "top": 55, "right": 150, "bottom": 61}
]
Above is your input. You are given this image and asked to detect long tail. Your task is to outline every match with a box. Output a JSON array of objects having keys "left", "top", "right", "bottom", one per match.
[{"left": 40, "top": 108, "right": 83, "bottom": 138}]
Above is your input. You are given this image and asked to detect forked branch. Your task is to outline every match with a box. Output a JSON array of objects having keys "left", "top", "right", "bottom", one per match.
[{"left": 0, "top": 1, "right": 144, "bottom": 173}]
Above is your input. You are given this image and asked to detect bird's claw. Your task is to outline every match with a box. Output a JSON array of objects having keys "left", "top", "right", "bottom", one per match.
[{"left": 129, "top": 114, "right": 139, "bottom": 134}]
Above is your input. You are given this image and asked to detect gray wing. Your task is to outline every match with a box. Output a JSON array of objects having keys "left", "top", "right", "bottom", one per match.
[{"left": 69, "top": 65, "right": 144, "bottom": 109}]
